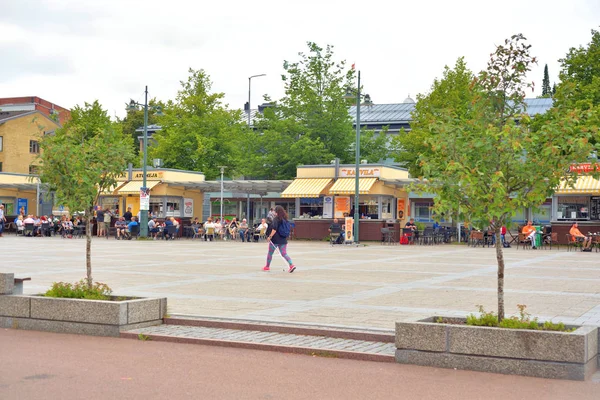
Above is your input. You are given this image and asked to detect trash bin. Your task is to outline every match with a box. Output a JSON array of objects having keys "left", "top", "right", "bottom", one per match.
[{"left": 534, "top": 225, "right": 542, "bottom": 247}]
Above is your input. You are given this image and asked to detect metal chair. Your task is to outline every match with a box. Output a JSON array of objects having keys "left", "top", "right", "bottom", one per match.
[
  {"left": 380, "top": 227, "right": 393, "bottom": 245},
  {"left": 516, "top": 233, "right": 533, "bottom": 250},
  {"left": 420, "top": 227, "right": 434, "bottom": 245},
  {"left": 566, "top": 234, "right": 581, "bottom": 252},
  {"left": 470, "top": 231, "right": 484, "bottom": 247},
  {"left": 24, "top": 223, "right": 35, "bottom": 237},
  {"left": 545, "top": 232, "right": 559, "bottom": 250}
]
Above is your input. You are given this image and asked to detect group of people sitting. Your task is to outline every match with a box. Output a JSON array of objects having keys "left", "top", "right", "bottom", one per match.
[
  {"left": 190, "top": 217, "right": 269, "bottom": 242},
  {"left": 14, "top": 214, "right": 85, "bottom": 238}
]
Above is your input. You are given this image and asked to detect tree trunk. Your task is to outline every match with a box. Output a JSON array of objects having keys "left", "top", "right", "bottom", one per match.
[
  {"left": 85, "top": 208, "right": 93, "bottom": 289},
  {"left": 495, "top": 229, "right": 505, "bottom": 321}
]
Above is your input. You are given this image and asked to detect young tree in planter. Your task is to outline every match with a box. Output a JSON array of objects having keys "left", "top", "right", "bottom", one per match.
[
  {"left": 409, "top": 34, "right": 594, "bottom": 320},
  {"left": 39, "top": 101, "right": 134, "bottom": 288}
]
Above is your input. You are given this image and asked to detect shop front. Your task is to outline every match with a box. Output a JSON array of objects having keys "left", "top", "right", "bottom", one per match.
[
  {"left": 99, "top": 168, "right": 205, "bottom": 223},
  {"left": 551, "top": 173, "right": 600, "bottom": 243},
  {"left": 282, "top": 164, "right": 413, "bottom": 241},
  {"left": 0, "top": 173, "right": 39, "bottom": 218}
]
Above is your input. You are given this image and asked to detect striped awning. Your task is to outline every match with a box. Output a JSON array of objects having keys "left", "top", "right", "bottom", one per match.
[
  {"left": 557, "top": 176, "right": 600, "bottom": 194},
  {"left": 117, "top": 180, "right": 161, "bottom": 194},
  {"left": 329, "top": 178, "right": 378, "bottom": 195},
  {"left": 101, "top": 181, "right": 127, "bottom": 195},
  {"left": 281, "top": 178, "right": 332, "bottom": 198}
]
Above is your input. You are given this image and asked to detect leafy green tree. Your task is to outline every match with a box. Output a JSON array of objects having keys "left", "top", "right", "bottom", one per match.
[
  {"left": 409, "top": 35, "right": 594, "bottom": 320},
  {"left": 117, "top": 98, "right": 162, "bottom": 160},
  {"left": 392, "top": 57, "right": 476, "bottom": 177},
  {"left": 39, "top": 101, "right": 134, "bottom": 287},
  {"left": 359, "top": 127, "right": 392, "bottom": 163},
  {"left": 240, "top": 107, "right": 332, "bottom": 179},
  {"left": 149, "top": 69, "right": 245, "bottom": 179},
  {"left": 552, "top": 29, "right": 600, "bottom": 146},
  {"left": 541, "top": 64, "right": 552, "bottom": 97}
]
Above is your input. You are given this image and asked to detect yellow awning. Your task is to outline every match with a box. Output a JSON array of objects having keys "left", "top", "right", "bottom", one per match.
[
  {"left": 281, "top": 178, "right": 332, "bottom": 198},
  {"left": 329, "top": 178, "right": 378, "bottom": 195},
  {"left": 101, "top": 181, "right": 127, "bottom": 195},
  {"left": 117, "top": 180, "right": 161, "bottom": 194},
  {"left": 557, "top": 176, "right": 600, "bottom": 194}
]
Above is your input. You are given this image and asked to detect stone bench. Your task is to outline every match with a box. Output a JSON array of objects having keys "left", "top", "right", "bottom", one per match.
[{"left": 0, "top": 273, "right": 31, "bottom": 295}]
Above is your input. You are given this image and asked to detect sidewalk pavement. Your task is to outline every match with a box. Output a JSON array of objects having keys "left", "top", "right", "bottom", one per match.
[{"left": 1, "top": 329, "right": 598, "bottom": 400}]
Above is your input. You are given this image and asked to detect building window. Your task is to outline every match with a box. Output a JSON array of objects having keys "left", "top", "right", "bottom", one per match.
[
  {"left": 165, "top": 197, "right": 182, "bottom": 217},
  {"left": 29, "top": 140, "right": 40, "bottom": 154},
  {"left": 0, "top": 162, "right": 2, "bottom": 172},
  {"left": 413, "top": 201, "right": 434, "bottom": 222},
  {"left": 29, "top": 165, "right": 39, "bottom": 175},
  {"left": 0, "top": 136, "right": 3, "bottom": 151},
  {"left": 556, "top": 196, "right": 590, "bottom": 221}
]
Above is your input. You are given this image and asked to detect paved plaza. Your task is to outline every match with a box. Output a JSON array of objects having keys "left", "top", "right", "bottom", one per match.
[{"left": 3, "top": 236, "right": 600, "bottom": 330}]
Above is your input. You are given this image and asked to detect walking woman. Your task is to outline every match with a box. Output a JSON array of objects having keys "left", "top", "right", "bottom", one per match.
[{"left": 263, "top": 205, "right": 296, "bottom": 273}]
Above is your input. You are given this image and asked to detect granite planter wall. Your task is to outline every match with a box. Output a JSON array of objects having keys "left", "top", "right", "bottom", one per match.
[
  {"left": 0, "top": 295, "right": 167, "bottom": 337},
  {"left": 396, "top": 317, "right": 599, "bottom": 381}
]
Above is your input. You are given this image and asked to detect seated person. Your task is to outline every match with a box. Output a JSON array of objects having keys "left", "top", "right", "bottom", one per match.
[
  {"left": 61, "top": 217, "right": 74, "bottom": 238},
  {"left": 171, "top": 217, "right": 180, "bottom": 236},
  {"left": 228, "top": 218, "right": 239, "bottom": 240},
  {"left": 328, "top": 218, "right": 345, "bottom": 244},
  {"left": 521, "top": 220, "right": 538, "bottom": 249},
  {"left": 254, "top": 218, "right": 268, "bottom": 242},
  {"left": 569, "top": 222, "right": 592, "bottom": 251},
  {"left": 125, "top": 217, "right": 139, "bottom": 240},
  {"left": 501, "top": 226, "right": 508, "bottom": 246},
  {"left": 15, "top": 215, "right": 24, "bottom": 234},
  {"left": 115, "top": 217, "right": 128, "bottom": 239},
  {"left": 405, "top": 218, "right": 419, "bottom": 240},
  {"left": 238, "top": 218, "right": 250, "bottom": 242},
  {"left": 148, "top": 217, "right": 161, "bottom": 239}
]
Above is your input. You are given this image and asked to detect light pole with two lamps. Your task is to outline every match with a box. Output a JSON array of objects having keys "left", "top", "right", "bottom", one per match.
[
  {"left": 344, "top": 71, "right": 372, "bottom": 244},
  {"left": 127, "top": 86, "right": 163, "bottom": 237},
  {"left": 248, "top": 74, "right": 266, "bottom": 126}
]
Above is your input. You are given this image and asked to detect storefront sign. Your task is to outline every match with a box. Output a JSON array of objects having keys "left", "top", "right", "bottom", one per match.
[
  {"left": 140, "top": 187, "right": 150, "bottom": 211},
  {"left": 17, "top": 198, "right": 28, "bottom": 216},
  {"left": 118, "top": 171, "right": 164, "bottom": 179},
  {"left": 323, "top": 196, "right": 333, "bottom": 218},
  {"left": 569, "top": 163, "right": 600, "bottom": 173},
  {"left": 184, "top": 198, "right": 193, "bottom": 218},
  {"left": 345, "top": 217, "right": 354, "bottom": 242},
  {"left": 397, "top": 199, "right": 405, "bottom": 220},
  {"left": 339, "top": 168, "right": 380, "bottom": 178},
  {"left": 334, "top": 196, "right": 350, "bottom": 218}
]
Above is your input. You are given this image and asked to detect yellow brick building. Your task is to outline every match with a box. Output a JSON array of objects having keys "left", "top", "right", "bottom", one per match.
[{"left": 0, "top": 110, "right": 60, "bottom": 174}]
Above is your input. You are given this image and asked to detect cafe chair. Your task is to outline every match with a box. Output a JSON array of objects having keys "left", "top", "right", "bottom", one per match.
[
  {"left": 470, "top": 231, "right": 484, "bottom": 247},
  {"left": 24, "top": 223, "right": 35, "bottom": 237},
  {"left": 516, "top": 233, "right": 533, "bottom": 250},
  {"left": 205, "top": 227, "right": 215, "bottom": 241},
  {"left": 566, "top": 234, "right": 581, "bottom": 252},
  {"left": 331, "top": 226, "right": 343, "bottom": 246},
  {"left": 544, "top": 232, "right": 559, "bottom": 250}
]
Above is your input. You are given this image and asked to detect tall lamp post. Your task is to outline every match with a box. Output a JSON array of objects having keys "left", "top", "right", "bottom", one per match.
[
  {"left": 219, "top": 166, "right": 226, "bottom": 220},
  {"left": 344, "top": 71, "right": 371, "bottom": 244},
  {"left": 127, "top": 86, "right": 162, "bottom": 237},
  {"left": 248, "top": 74, "right": 266, "bottom": 126}
]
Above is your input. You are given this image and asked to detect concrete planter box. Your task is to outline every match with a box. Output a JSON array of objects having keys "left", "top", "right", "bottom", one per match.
[
  {"left": 396, "top": 317, "right": 599, "bottom": 381},
  {"left": 0, "top": 295, "right": 167, "bottom": 337}
]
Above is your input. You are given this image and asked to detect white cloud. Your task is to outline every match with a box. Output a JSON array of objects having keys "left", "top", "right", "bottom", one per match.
[{"left": 0, "top": 0, "right": 598, "bottom": 118}]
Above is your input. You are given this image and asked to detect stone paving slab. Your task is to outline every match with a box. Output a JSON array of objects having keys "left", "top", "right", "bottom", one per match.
[
  {"left": 2, "top": 236, "right": 600, "bottom": 330},
  {"left": 123, "top": 324, "right": 396, "bottom": 361}
]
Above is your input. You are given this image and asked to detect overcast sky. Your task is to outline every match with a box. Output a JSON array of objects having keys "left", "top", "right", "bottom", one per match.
[{"left": 1, "top": 0, "right": 599, "bottom": 119}]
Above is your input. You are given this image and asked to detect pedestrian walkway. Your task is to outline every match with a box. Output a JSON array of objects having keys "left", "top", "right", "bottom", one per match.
[
  {"left": 2, "top": 329, "right": 599, "bottom": 400},
  {"left": 122, "top": 317, "right": 395, "bottom": 362},
  {"left": 4, "top": 236, "right": 600, "bottom": 330}
]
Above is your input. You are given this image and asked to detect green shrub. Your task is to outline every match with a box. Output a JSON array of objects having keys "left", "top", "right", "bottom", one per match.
[
  {"left": 465, "top": 304, "right": 574, "bottom": 332},
  {"left": 45, "top": 279, "right": 112, "bottom": 300}
]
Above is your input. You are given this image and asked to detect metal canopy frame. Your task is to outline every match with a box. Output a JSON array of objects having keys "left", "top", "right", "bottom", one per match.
[{"left": 163, "top": 180, "right": 292, "bottom": 196}]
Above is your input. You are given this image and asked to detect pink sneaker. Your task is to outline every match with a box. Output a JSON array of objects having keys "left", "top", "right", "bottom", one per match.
[
  {"left": 262, "top": 266, "right": 270, "bottom": 271},
  {"left": 288, "top": 265, "right": 296, "bottom": 273}
]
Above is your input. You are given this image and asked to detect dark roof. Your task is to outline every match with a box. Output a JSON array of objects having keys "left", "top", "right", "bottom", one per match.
[
  {"left": 348, "top": 98, "right": 554, "bottom": 125},
  {"left": 0, "top": 110, "right": 34, "bottom": 123}
]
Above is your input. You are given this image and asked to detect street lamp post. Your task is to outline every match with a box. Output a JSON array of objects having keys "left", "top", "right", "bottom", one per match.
[
  {"left": 219, "top": 166, "right": 226, "bottom": 219},
  {"left": 354, "top": 71, "right": 361, "bottom": 244},
  {"left": 248, "top": 74, "right": 266, "bottom": 126},
  {"left": 127, "top": 86, "right": 162, "bottom": 237},
  {"left": 344, "top": 71, "right": 372, "bottom": 244}
]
